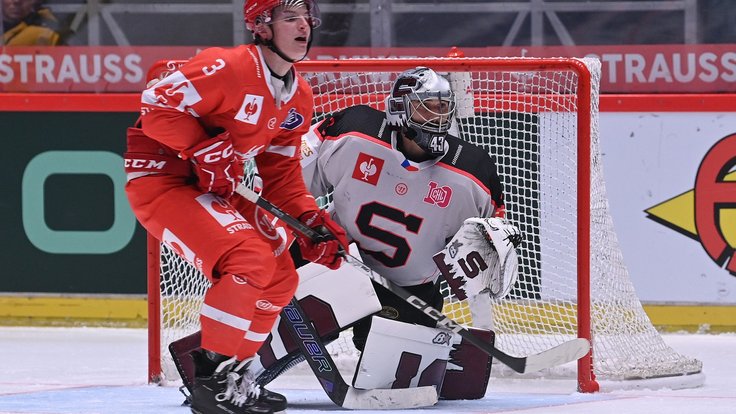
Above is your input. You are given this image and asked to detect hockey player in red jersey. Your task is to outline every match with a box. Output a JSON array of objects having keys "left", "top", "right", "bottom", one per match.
[
  {"left": 124, "top": 1, "right": 348, "bottom": 413},
  {"left": 297, "top": 67, "right": 518, "bottom": 399}
]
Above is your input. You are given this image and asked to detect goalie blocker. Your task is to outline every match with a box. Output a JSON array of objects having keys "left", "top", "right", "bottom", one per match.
[{"left": 170, "top": 257, "right": 494, "bottom": 401}]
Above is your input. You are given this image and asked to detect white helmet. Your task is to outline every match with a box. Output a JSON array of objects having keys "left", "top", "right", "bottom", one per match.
[{"left": 385, "top": 67, "right": 456, "bottom": 157}]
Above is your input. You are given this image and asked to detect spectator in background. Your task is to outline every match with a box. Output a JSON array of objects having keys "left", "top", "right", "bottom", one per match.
[{"left": 2, "top": 0, "right": 62, "bottom": 45}]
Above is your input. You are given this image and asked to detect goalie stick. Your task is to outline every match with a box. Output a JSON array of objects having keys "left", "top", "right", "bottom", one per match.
[
  {"left": 276, "top": 296, "right": 438, "bottom": 409},
  {"left": 236, "top": 183, "right": 591, "bottom": 374}
]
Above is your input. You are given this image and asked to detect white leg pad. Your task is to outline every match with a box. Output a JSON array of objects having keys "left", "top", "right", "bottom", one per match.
[
  {"left": 253, "top": 257, "right": 382, "bottom": 376},
  {"left": 352, "top": 316, "right": 454, "bottom": 390},
  {"left": 294, "top": 258, "right": 381, "bottom": 328}
]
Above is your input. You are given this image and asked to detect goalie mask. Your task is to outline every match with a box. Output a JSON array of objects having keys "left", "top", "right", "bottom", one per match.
[
  {"left": 385, "top": 67, "right": 457, "bottom": 158},
  {"left": 244, "top": 0, "right": 321, "bottom": 63}
]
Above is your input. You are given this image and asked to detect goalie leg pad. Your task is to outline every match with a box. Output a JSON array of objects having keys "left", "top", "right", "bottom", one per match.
[
  {"left": 440, "top": 327, "right": 494, "bottom": 400},
  {"left": 253, "top": 260, "right": 382, "bottom": 382},
  {"left": 352, "top": 316, "right": 454, "bottom": 391},
  {"left": 170, "top": 260, "right": 382, "bottom": 391},
  {"left": 352, "top": 279, "right": 444, "bottom": 351},
  {"left": 169, "top": 330, "right": 201, "bottom": 398}
]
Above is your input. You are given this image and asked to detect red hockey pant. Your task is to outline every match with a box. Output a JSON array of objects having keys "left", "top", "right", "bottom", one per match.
[{"left": 126, "top": 175, "right": 298, "bottom": 360}]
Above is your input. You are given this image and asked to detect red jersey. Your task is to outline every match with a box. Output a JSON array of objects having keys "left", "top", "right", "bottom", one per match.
[{"left": 139, "top": 44, "right": 317, "bottom": 218}]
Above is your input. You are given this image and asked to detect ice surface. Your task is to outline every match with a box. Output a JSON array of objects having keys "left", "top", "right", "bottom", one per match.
[{"left": 0, "top": 327, "right": 734, "bottom": 413}]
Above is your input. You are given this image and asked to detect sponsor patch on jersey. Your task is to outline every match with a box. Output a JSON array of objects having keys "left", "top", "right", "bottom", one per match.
[
  {"left": 395, "top": 182, "right": 408, "bottom": 195},
  {"left": 196, "top": 194, "right": 252, "bottom": 234},
  {"left": 252, "top": 208, "right": 290, "bottom": 256},
  {"left": 423, "top": 181, "right": 453, "bottom": 208},
  {"left": 280, "top": 108, "right": 305, "bottom": 130},
  {"left": 253, "top": 208, "right": 281, "bottom": 240},
  {"left": 161, "top": 228, "right": 203, "bottom": 272},
  {"left": 235, "top": 94, "right": 264, "bottom": 124},
  {"left": 142, "top": 70, "right": 202, "bottom": 116},
  {"left": 352, "top": 152, "right": 384, "bottom": 186},
  {"left": 300, "top": 136, "right": 317, "bottom": 163}
]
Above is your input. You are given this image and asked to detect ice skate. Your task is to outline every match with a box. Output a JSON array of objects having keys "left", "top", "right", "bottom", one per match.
[
  {"left": 238, "top": 360, "right": 287, "bottom": 414},
  {"left": 189, "top": 350, "right": 273, "bottom": 414}
]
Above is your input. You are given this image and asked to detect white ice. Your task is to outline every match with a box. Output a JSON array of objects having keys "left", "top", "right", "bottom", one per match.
[{"left": 1, "top": 327, "right": 734, "bottom": 414}]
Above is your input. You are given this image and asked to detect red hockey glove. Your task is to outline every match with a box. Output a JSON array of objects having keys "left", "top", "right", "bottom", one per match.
[
  {"left": 296, "top": 210, "right": 349, "bottom": 270},
  {"left": 181, "top": 132, "right": 242, "bottom": 198}
]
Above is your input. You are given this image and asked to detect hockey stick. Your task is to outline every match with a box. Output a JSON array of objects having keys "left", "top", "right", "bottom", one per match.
[
  {"left": 278, "top": 296, "right": 438, "bottom": 409},
  {"left": 236, "top": 183, "right": 590, "bottom": 374}
]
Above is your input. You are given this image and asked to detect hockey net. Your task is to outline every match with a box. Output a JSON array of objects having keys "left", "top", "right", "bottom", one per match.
[{"left": 146, "top": 57, "right": 702, "bottom": 392}]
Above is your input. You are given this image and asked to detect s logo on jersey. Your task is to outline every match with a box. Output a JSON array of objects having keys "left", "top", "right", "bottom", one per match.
[
  {"left": 424, "top": 181, "right": 453, "bottom": 208},
  {"left": 351, "top": 152, "right": 384, "bottom": 186},
  {"left": 280, "top": 108, "right": 305, "bottom": 130},
  {"left": 235, "top": 94, "right": 264, "bottom": 125}
]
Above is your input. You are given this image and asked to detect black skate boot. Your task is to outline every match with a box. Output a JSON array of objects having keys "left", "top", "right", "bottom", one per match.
[
  {"left": 254, "top": 388, "right": 287, "bottom": 414},
  {"left": 189, "top": 350, "right": 273, "bottom": 414},
  {"left": 238, "top": 361, "right": 287, "bottom": 414}
]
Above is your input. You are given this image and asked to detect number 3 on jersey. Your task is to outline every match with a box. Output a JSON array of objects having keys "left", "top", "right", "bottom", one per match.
[
  {"left": 202, "top": 59, "right": 226, "bottom": 76},
  {"left": 356, "top": 202, "right": 423, "bottom": 267}
]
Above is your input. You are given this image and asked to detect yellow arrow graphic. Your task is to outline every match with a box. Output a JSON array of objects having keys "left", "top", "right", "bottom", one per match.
[{"left": 646, "top": 171, "right": 736, "bottom": 246}]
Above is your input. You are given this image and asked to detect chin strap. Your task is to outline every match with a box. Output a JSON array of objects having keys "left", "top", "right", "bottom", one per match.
[{"left": 256, "top": 31, "right": 313, "bottom": 64}]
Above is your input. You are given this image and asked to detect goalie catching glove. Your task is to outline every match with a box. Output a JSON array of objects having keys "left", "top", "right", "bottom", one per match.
[
  {"left": 433, "top": 217, "right": 521, "bottom": 300},
  {"left": 297, "top": 209, "right": 349, "bottom": 270},
  {"left": 181, "top": 132, "right": 243, "bottom": 198}
]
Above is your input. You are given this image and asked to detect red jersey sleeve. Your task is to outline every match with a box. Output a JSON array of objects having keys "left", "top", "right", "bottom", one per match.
[{"left": 140, "top": 48, "right": 241, "bottom": 152}]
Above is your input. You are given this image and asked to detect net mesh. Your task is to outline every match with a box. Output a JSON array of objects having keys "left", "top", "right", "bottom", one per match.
[{"left": 151, "top": 57, "right": 701, "bottom": 386}]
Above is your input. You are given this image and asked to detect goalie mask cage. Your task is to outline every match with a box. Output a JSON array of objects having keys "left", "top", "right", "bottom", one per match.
[{"left": 146, "top": 57, "right": 703, "bottom": 392}]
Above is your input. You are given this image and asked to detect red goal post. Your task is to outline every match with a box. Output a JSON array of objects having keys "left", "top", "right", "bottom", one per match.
[{"left": 145, "top": 57, "right": 703, "bottom": 392}]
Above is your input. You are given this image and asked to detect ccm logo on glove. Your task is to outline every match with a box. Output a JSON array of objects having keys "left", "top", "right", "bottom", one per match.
[{"left": 181, "top": 132, "right": 243, "bottom": 198}]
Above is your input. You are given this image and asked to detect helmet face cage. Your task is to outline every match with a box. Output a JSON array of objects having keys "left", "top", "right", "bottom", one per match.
[
  {"left": 245, "top": 0, "right": 321, "bottom": 31},
  {"left": 404, "top": 90, "right": 456, "bottom": 134},
  {"left": 385, "top": 67, "right": 457, "bottom": 157}
]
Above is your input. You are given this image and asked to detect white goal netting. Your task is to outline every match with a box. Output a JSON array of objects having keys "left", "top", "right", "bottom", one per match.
[{"left": 148, "top": 57, "right": 702, "bottom": 391}]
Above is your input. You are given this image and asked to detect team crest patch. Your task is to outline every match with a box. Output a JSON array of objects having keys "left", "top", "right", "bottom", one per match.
[
  {"left": 280, "top": 108, "right": 305, "bottom": 130},
  {"left": 235, "top": 94, "right": 264, "bottom": 125},
  {"left": 143, "top": 70, "right": 202, "bottom": 116},
  {"left": 351, "top": 152, "right": 384, "bottom": 186},
  {"left": 423, "top": 181, "right": 453, "bottom": 208}
]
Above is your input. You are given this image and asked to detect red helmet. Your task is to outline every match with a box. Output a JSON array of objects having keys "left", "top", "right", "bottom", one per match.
[{"left": 244, "top": 0, "right": 321, "bottom": 31}]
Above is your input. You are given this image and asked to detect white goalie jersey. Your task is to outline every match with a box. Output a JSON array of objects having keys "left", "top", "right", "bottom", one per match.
[{"left": 300, "top": 105, "right": 506, "bottom": 287}]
